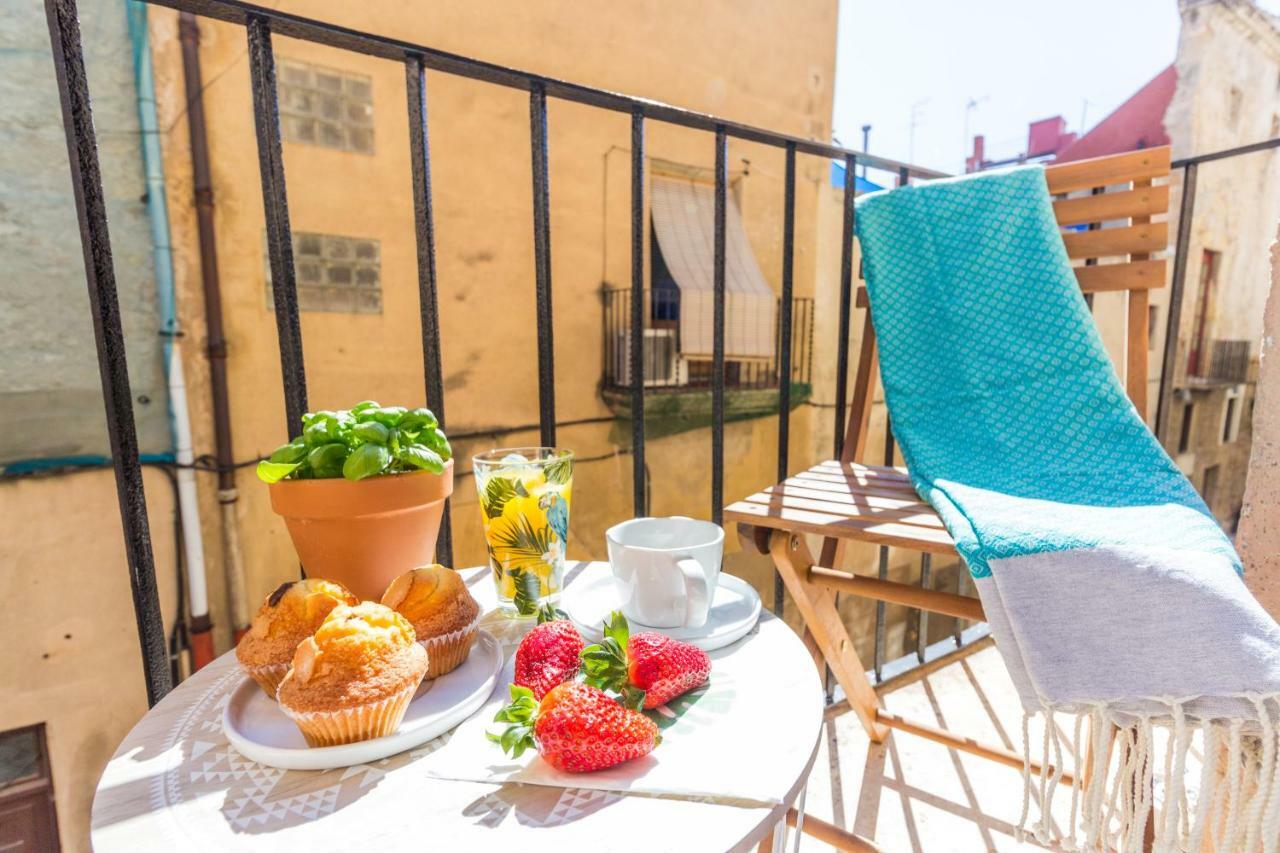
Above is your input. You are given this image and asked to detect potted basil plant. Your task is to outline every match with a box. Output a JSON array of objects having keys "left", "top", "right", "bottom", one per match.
[{"left": 256, "top": 402, "right": 453, "bottom": 599}]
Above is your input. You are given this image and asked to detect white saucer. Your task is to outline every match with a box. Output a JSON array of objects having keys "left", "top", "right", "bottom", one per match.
[
  {"left": 565, "top": 571, "right": 762, "bottom": 651},
  {"left": 223, "top": 630, "right": 503, "bottom": 771}
]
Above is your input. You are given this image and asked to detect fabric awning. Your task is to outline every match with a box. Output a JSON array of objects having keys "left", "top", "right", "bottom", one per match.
[{"left": 650, "top": 176, "right": 776, "bottom": 359}]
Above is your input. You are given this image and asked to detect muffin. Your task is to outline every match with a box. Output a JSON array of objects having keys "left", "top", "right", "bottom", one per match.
[
  {"left": 381, "top": 564, "right": 481, "bottom": 679},
  {"left": 276, "top": 602, "right": 428, "bottom": 747},
  {"left": 235, "top": 578, "right": 358, "bottom": 697}
]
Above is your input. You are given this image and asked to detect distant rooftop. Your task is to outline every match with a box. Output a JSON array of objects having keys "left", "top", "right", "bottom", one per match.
[
  {"left": 1053, "top": 65, "right": 1175, "bottom": 163},
  {"left": 964, "top": 64, "right": 1177, "bottom": 173}
]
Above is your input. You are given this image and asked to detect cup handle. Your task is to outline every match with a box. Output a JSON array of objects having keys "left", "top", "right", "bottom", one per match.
[{"left": 675, "top": 557, "right": 710, "bottom": 629}]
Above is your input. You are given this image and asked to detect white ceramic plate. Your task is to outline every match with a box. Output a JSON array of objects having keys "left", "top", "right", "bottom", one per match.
[
  {"left": 223, "top": 630, "right": 503, "bottom": 770},
  {"left": 565, "top": 571, "right": 762, "bottom": 651}
]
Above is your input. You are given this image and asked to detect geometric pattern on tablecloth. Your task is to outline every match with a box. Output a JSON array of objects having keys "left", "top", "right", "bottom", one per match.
[{"left": 150, "top": 605, "right": 600, "bottom": 836}]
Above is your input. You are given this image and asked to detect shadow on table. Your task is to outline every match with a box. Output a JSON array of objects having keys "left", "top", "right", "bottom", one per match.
[{"left": 462, "top": 782, "right": 626, "bottom": 829}]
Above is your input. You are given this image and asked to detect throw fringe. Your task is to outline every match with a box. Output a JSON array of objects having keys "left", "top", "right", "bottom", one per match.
[{"left": 1017, "top": 695, "right": 1280, "bottom": 852}]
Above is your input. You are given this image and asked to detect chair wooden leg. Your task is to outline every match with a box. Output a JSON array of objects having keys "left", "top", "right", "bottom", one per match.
[{"left": 769, "top": 529, "right": 889, "bottom": 742}]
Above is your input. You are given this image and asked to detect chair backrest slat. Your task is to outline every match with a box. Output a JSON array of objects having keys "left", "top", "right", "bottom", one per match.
[
  {"left": 1054, "top": 183, "right": 1169, "bottom": 226},
  {"left": 841, "top": 145, "right": 1171, "bottom": 462},
  {"left": 1044, "top": 146, "right": 1170, "bottom": 194}
]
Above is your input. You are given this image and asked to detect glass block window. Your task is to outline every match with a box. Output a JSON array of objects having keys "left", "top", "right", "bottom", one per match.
[
  {"left": 266, "top": 232, "right": 382, "bottom": 314},
  {"left": 278, "top": 60, "right": 374, "bottom": 154}
]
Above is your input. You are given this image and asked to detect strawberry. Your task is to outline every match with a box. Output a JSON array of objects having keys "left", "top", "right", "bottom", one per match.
[
  {"left": 581, "top": 611, "right": 711, "bottom": 710},
  {"left": 489, "top": 682, "right": 660, "bottom": 772},
  {"left": 512, "top": 603, "right": 585, "bottom": 700}
]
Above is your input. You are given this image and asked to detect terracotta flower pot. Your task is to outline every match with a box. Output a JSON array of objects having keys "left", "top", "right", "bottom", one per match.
[{"left": 268, "top": 461, "right": 454, "bottom": 600}]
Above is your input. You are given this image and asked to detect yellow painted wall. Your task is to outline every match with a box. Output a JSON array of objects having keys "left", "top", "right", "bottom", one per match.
[
  {"left": 2, "top": 4, "right": 840, "bottom": 848},
  {"left": 0, "top": 469, "right": 178, "bottom": 852},
  {"left": 146, "top": 0, "right": 841, "bottom": 653}
]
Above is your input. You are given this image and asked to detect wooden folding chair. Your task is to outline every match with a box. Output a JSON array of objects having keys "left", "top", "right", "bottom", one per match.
[{"left": 727, "top": 146, "right": 1172, "bottom": 775}]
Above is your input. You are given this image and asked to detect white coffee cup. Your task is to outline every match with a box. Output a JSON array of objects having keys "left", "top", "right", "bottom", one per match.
[{"left": 605, "top": 517, "right": 724, "bottom": 629}]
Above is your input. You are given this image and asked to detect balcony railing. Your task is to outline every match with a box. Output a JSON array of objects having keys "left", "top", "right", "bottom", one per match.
[
  {"left": 1197, "top": 339, "right": 1252, "bottom": 385},
  {"left": 601, "top": 288, "right": 814, "bottom": 393},
  {"left": 42, "top": 0, "right": 1280, "bottom": 709},
  {"left": 44, "top": 0, "right": 944, "bottom": 704}
]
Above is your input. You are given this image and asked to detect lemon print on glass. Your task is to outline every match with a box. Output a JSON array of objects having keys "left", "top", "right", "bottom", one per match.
[{"left": 473, "top": 448, "right": 573, "bottom": 616}]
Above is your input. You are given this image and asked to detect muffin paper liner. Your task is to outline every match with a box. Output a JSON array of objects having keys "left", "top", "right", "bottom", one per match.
[
  {"left": 418, "top": 613, "right": 480, "bottom": 680},
  {"left": 279, "top": 679, "right": 421, "bottom": 747},
  {"left": 243, "top": 662, "right": 291, "bottom": 700}
]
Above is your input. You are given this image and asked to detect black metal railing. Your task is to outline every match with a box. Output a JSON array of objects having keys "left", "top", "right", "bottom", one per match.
[
  {"left": 601, "top": 289, "right": 814, "bottom": 393},
  {"left": 53, "top": 0, "right": 1275, "bottom": 708},
  {"left": 44, "top": 0, "right": 943, "bottom": 704},
  {"left": 1203, "top": 340, "right": 1252, "bottom": 385},
  {"left": 1154, "top": 137, "right": 1280, "bottom": 440}
]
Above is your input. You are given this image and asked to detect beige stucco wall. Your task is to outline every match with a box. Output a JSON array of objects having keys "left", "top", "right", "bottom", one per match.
[
  {"left": 6, "top": 3, "right": 843, "bottom": 848},
  {"left": 1165, "top": 1, "right": 1280, "bottom": 357},
  {"left": 0, "top": 469, "right": 178, "bottom": 852},
  {"left": 1239, "top": 225, "right": 1280, "bottom": 616},
  {"left": 143, "top": 0, "right": 841, "bottom": 657}
]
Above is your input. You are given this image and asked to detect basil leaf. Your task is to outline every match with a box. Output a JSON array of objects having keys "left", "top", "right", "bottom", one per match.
[
  {"left": 307, "top": 442, "right": 349, "bottom": 477},
  {"left": 399, "top": 407, "right": 438, "bottom": 431},
  {"left": 342, "top": 442, "right": 391, "bottom": 480},
  {"left": 256, "top": 460, "right": 300, "bottom": 484},
  {"left": 303, "top": 414, "right": 341, "bottom": 446},
  {"left": 350, "top": 400, "right": 380, "bottom": 415},
  {"left": 421, "top": 427, "right": 452, "bottom": 460},
  {"left": 397, "top": 445, "right": 444, "bottom": 474},
  {"left": 268, "top": 439, "right": 307, "bottom": 464},
  {"left": 352, "top": 421, "right": 390, "bottom": 445},
  {"left": 370, "top": 406, "right": 407, "bottom": 427}
]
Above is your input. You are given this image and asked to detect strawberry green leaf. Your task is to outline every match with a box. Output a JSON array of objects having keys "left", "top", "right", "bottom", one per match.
[
  {"left": 617, "top": 684, "right": 647, "bottom": 711},
  {"left": 489, "top": 686, "right": 539, "bottom": 758},
  {"left": 536, "top": 602, "right": 568, "bottom": 624},
  {"left": 602, "top": 611, "right": 630, "bottom": 648},
  {"left": 581, "top": 634, "right": 629, "bottom": 693}
]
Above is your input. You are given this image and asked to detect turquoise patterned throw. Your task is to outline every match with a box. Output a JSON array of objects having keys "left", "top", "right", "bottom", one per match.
[{"left": 855, "top": 165, "right": 1280, "bottom": 852}]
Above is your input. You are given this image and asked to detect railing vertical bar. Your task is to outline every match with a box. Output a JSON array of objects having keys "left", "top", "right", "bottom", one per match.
[
  {"left": 1155, "top": 162, "right": 1198, "bottom": 443},
  {"left": 773, "top": 141, "right": 797, "bottom": 616},
  {"left": 405, "top": 56, "right": 452, "bottom": 565},
  {"left": 874, "top": 412, "right": 896, "bottom": 681},
  {"left": 916, "top": 554, "right": 931, "bottom": 663},
  {"left": 246, "top": 16, "right": 307, "bottom": 435},
  {"left": 529, "top": 80, "right": 556, "bottom": 447},
  {"left": 807, "top": 298, "right": 815, "bottom": 384},
  {"left": 874, "top": 545, "right": 888, "bottom": 682},
  {"left": 833, "top": 154, "right": 857, "bottom": 457},
  {"left": 711, "top": 125, "right": 727, "bottom": 524},
  {"left": 43, "top": 0, "right": 172, "bottom": 706},
  {"left": 629, "top": 109, "right": 647, "bottom": 516}
]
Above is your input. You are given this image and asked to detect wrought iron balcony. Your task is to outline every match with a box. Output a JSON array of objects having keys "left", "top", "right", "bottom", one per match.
[{"left": 601, "top": 287, "right": 814, "bottom": 394}]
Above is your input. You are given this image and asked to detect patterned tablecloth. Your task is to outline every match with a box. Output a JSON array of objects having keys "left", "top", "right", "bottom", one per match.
[{"left": 91, "top": 562, "right": 824, "bottom": 852}]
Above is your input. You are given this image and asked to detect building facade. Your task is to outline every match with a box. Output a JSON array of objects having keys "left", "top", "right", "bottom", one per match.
[
  {"left": 2, "top": 1, "right": 841, "bottom": 847},
  {"left": 1158, "top": 0, "right": 1280, "bottom": 528}
]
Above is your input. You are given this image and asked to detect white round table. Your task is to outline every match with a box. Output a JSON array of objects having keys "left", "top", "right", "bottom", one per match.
[{"left": 91, "top": 562, "right": 824, "bottom": 852}]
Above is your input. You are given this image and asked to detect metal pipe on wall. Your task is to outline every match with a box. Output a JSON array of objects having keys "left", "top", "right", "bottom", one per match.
[
  {"left": 179, "top": 11, "right": 250, "bottom": 649},
  {"left": 127, "top": 0, "right": 210, "bottom": 676}
]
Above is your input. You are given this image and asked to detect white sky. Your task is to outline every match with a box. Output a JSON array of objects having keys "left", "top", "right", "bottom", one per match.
[{"left": 832, "top": 0, "right": 1280, "bottom": 176}]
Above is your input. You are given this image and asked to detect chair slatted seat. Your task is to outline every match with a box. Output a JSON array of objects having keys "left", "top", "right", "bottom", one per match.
[{"left": 726, "top": 146, "right": 1173, "bottom": 800}]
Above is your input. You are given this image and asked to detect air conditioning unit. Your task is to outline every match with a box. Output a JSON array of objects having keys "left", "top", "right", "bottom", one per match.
[{"left": 615, "top": 328, "right": 685, "bottom": 387}]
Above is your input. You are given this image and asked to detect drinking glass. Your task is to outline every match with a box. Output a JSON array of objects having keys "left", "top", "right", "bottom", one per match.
[{"left": 472, "top": 447, "right": 573, "bottom": 616}]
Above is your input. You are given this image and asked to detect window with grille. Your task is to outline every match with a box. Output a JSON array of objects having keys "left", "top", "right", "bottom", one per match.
[
  {"left": 1201, "top": 464, "right": 1220, "bottom": 509},
  {"left": 265, "top": 232, "right": 381, "bottom": 314},
  {"left": 278, "top": 60, "right": 374, "bottom": 154}
]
